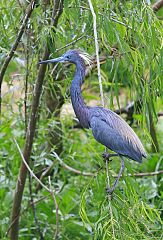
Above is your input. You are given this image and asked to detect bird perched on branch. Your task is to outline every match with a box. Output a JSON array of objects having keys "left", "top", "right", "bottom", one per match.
[{"left": 39, "top": 49, "right": 147, "bottom": 194}]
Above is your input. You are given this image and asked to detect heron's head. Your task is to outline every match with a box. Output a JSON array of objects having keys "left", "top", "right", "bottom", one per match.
[{"left": 39, "top": 49, "right": 92, "bottom": 66}]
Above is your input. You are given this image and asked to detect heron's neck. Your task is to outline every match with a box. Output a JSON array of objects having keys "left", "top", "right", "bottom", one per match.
[{"left": 70, "top": 63, "right": 90, "bottom": 128}]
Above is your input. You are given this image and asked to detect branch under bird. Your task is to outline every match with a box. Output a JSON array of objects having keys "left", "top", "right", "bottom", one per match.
[{"left": 39, "top": 49, "right": 147, "bottom": 195}]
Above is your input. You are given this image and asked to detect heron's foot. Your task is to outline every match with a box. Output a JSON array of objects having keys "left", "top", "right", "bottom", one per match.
[
  {"left": 102, "top": 153, "right": 113, "bottom": 163},
  {"left": 102, "top": 152, "right": 118, "bottom": 162},
  {"left": 106, "top": 186, "right": 114, "bottom": 196}
]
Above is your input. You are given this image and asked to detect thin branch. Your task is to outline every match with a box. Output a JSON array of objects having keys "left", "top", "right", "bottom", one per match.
[
  {"left": 158, "top": 112, "right": 163, "bottom": 117},
  {"left": 24, "top": 29, "right": 30, "bottom": 133},
  {"left": 36, "top": 151, "right": 97, "bottom": 192},
  {"left": 48, "top": 177, "right": 59, "bottom": 239},
  {"left": 68, "top": 6, "right": 132, "bottom": 29},
  {"left": 87, "top": 2, "right": 115, "bottom": 236},
  {"left": 87, "top": 0, "right": 113, "bottom": 201},
  {"left": 119, "top": 170, "right": 163, "bottom": 178},
  {"left": 28, "top": 174, "right": 44, "bottom": 240},
  {"left": 55, "top": 35, "right": 86, "bottom": 52},
  {"left": 0, "top": 0, "right": 36, "bottom": 112},
  {"left": 17, "top": 0, "right": 24, "bottom": 9},
  {"left": 14, "top": 139, "right": 51, "bottom": 192},
  {"left": 52, "top": 152, "right": 96, "bottom": 177},
  {"left": 87, "top": 0, "right": 104, "bottom": 107},
  {"left": 36, "top": 162, "right": 55, "bottom": 193},
  {"left": 152, "top": 0, "right": 163, "bottom": 12},
  {"left": 110, "top": 17, "right": 132, "bottom": 29},
  {"left": 53, "top": 152, "right": 163, "bottom": 178},
  {"left": 14, "top": 138, "right": 59, "bottom": 239}
]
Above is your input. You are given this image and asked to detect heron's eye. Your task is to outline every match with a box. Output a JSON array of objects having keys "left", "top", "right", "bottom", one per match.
[{"left": 67, "top": 56, "right": 70, "bottom": 59}]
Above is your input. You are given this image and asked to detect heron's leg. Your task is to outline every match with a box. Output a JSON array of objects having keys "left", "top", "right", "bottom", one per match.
[{"left": 106, "top": 156, "right": 125, "bottom": 195}]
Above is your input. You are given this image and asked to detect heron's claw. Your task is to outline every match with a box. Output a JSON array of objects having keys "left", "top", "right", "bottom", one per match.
[
  {"left": 102, "top": 152, "right": 118, "bottom": 162},
  {"left": 106, "top": 187, "right": 113, "bottom": 196},
  {"left": 102, "top": 152, "right": 107, "bottom": 159},
  {"left": 102, "top": 152, "right": 110, "bottom": 160}
]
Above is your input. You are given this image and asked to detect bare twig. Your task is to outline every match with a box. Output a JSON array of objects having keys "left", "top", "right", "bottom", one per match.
[
  {"left": 14, "top": 138, "right": 59, "bottom": 239},
  {"left": 115, "top": 101, "right": 163, "bottom": 122},
  {"left": 35, "top": 162, "right": 55, "bottom": 192},
  {"left": 87, "top": 0, "right": 110, "bottom": 187},
  {"left": 14, "top": 139, "right": 51, "bottom": 192},
  {"left": 87, "top": 0, "right": 104, "bottom": 107},
  {"left": 53, "top": 152, "right": 163, "bottom": 178},
  {"left": 55, "top": 35, "right": 86, "bottom": 52},
  {"left": 68, "top": 6, "right": 132, "bottom": 29},
  {"left": 152, "top": 0, "right": 163, "bottom": 12},
  {"left": 36, "top": 151, "right": 96, "bottom": 192},
  {"left": 24, "top": 29, "right": 30, "bottom": 133},
  {"left": 17, "top": 0, "right": 23, "bottom": 8},
  {"left": 117, "top": 170, "right": 163, "bottom": 178},
  {"left": 87, "top": 0, "right": 108, "bottom": 172},
  {"left": 110, "top": 17, "right": 132, "bottom": 29},
  {"left": 28, "top": 174, "right": 44, "bottom": 240},
  {"left": 52, "top": 152, "right": 96, "bottom": 177},
  {"left": 48, "top": 177, "right": 59, "bottom": 239},
  {"left": 87, "top": 1, "right": 115, "bottom": 237},
  {"left": 158, "top": 112, "right": 163, "bottom": 117},
  {"left": 0, "top": 0, "right": 36, "bottom": 113}
]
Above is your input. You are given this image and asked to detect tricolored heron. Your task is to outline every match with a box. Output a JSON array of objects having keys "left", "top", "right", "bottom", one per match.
[{"left": 39, "top": 49, "right": 147, "bottom": 194}]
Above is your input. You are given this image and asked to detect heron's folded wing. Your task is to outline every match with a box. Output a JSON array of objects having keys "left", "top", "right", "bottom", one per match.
[{"left": 90, "top": 111, "right": 146, "bottom": 162}]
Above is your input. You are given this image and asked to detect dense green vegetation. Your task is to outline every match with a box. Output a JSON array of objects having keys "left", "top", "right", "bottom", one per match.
[{"left": 0, "top": 0, "right": 163, "bottom": 239}]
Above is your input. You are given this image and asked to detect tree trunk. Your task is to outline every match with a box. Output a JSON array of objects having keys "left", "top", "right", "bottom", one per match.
[{"left": 9, "top": 1, "right": 64, "bottom": 239}]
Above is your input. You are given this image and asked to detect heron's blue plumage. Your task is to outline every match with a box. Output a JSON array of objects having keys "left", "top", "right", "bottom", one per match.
[
  {"left": 39, "top": 49, "right": 147, "bottom": 163},
  {"left": 89, "top": 107, "right": 146, "bottom": 162}
]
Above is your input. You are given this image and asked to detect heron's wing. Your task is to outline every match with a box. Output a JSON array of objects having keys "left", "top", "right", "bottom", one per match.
[{"left": 90, "top": 107, "right": 147, "bottom": 162}]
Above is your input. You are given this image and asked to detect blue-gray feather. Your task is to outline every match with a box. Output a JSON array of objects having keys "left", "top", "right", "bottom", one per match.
[
  {"left": 89, "top": 107, "right": 146, "bottom": 162},
  {"left": 39, "top": 49, "right": 147, "bottom": 163}
]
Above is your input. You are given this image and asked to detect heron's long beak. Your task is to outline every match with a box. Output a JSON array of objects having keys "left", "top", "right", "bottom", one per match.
[{"left": 39, "top": 56, "right": 64, "bottom": 64}]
